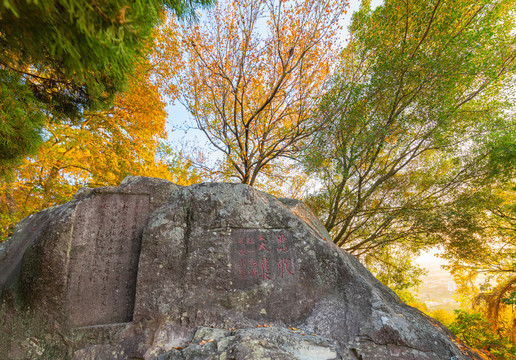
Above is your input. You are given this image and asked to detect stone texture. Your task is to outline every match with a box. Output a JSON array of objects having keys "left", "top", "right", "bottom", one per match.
[
  {"left": 67, "top": 193, "right": 150, "bottom": 327},
  {"left": 0, "top": 176, "right": 484, "bottom": 360},
  {"left": 156, "top": 326, "right": 340, "bottom": 360}
]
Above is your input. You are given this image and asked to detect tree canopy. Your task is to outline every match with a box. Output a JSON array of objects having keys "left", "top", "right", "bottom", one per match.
[
  {"left": 0, "top": 0, "right": 212, "bottom": 172},
  {"left": 444, "top": 181, "right": 515, "bottom": 329},
  {"left": 302, "top": 0, "right": 516, "bottom": 283},
  {"left": 173, "top": 0, "right": 347, "bottom": 187}
]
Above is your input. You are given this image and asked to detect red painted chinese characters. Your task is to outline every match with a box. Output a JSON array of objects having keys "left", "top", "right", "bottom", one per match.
[{"left": 231, "top": 230, "right": 295, "bottom": 285}]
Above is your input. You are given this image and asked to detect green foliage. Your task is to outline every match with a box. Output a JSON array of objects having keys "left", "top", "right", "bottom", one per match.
[
  {"left": 439, "top": 180, "right": 515, "bottom": 326},
  {"left": 0, "top": 0, "right": 212, "bottom": 170},
  {"left": 502, "top": 291, "right": 516, "bottom": 306},
  {"left": 487, "top": 120, "right": 516, "bottom": 181},
  {"left": 303, "top": 0, "right": 516, "bottom": 288},
  {"left": 449, "top": 310, "right": 516, "bottom": 360},
  {"left": 0, "top": 70, "right": 45, "bottom": 174},
  {"left": 439, "top": 181, "right": 515, "bottom": 262},
  {"left": 366, "top": 246, "right": 426, "bottom": 292}
]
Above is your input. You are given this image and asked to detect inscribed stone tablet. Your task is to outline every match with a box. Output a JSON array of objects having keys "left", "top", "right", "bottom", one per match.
[
  {"left": 230, "top": 229, "right": 296, "bottom": 289},
  {"left": 67, "top": 193, "right": 150, "bottom": 327}
]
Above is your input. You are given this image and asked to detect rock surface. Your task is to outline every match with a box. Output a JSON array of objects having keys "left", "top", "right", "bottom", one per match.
[
  {"left": 0, "top": 176, "right": 482, "bottom": 359},
  {"left": 156, "top": 326, "right": 341, "bottom": 360}
]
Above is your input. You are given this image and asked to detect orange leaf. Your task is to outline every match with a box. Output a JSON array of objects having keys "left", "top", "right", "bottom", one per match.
[{"left": 199, "top": 338, "right": 214, "bottom": 345}]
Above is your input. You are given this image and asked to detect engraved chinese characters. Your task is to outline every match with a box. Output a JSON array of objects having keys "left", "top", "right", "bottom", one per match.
[
  {"left": 67, "top": 193, "right": 150, "bottom": 328},
  {"left": 231, "top": 229, "right": 295, "bottom": 287}
]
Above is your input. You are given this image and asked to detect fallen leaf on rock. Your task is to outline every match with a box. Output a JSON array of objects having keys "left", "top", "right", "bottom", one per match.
[{"left": 199, "top": 338, "right": 214, "bottom": 346}]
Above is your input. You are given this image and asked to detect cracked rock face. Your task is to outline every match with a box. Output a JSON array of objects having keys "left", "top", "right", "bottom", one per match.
[{"left": 0, "top": 177, "right": 481, "bottom": 359}]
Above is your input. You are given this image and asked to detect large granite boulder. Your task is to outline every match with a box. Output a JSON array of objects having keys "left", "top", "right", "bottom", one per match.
[{"left": 0, "top": 177, "right": 482, "bottom": 359}]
